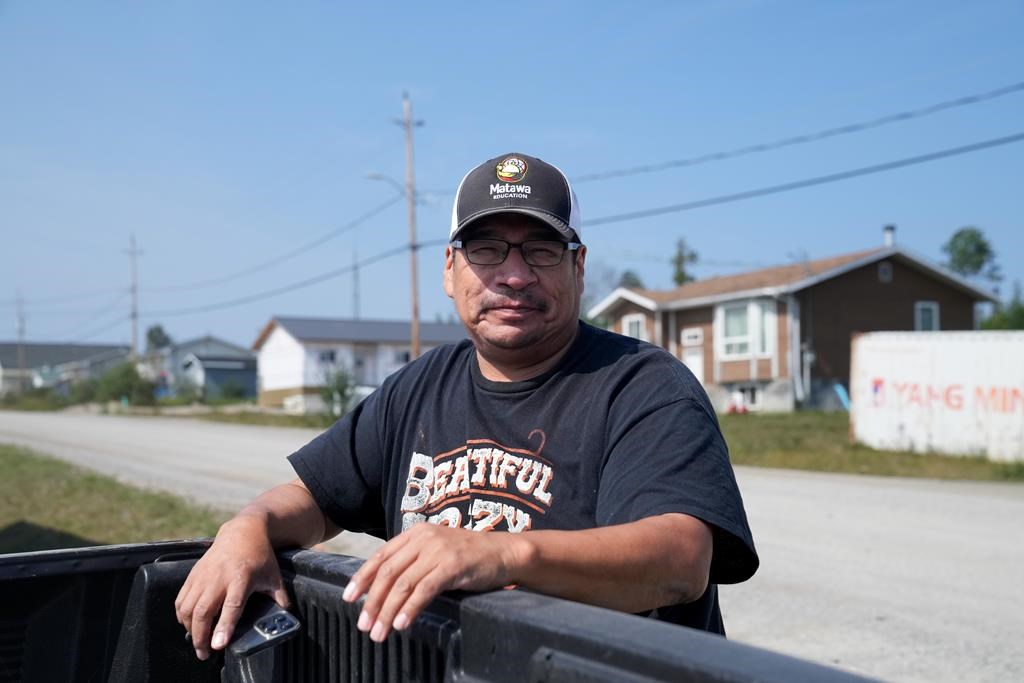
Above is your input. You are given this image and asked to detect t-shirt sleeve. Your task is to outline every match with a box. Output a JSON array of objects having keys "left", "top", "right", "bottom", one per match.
[
  {"left": 596, "top": 397, "right": 759, "bottom": 584},
  {"left": 287, "top": 390, "right": 387, "bottom": 538}
]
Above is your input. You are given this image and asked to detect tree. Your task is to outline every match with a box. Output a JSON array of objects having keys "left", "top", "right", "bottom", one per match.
[
  {"left": 95, "top": 362, "right": 156, "bottom": 406},
  {"left": 320, "top": 367, "right": 355, "bottom": 418},
  {"left": 617, "top": 269, "right": 645, "bottom": 290},
  {"left": 941, "top": 227, "right": 1001, "bottom": 284},
  {"left": 982, "top": 281, "right": 1024, "bottom": 330},
  {"left": 671, "top": 238, "right": 699, "bottom": 286},
  {"left": 146, "top": 324, "right": 173, "bottom": 352}
]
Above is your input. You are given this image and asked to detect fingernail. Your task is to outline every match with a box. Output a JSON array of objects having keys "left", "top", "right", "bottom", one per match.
[
  {"left": 195, "top": 649, "right": 207, "bottom": 661},
  {"left": 393, "top": 612, "right": 409, "bottom": 631},
  {"left": 370, "top": 621, "right": 386, "bottom": 642},
  {"left": 212, "top": 632, "right": 226, "bottom": 649},
  {"left": 343, "top": 581, "right": 357, "bottom": 602},
  {"left": 357, "top": 610, "right": 370, "bottom": 631}
]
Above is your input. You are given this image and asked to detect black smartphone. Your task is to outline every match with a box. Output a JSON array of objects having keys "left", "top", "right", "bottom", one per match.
[{"left": 228, "top": 593, "right": 302, "bottom": 658}]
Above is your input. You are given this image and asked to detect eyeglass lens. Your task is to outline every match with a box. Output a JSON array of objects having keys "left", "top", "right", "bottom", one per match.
[{"left": 464, "top": 239, "right": 567, "bottom": 266}]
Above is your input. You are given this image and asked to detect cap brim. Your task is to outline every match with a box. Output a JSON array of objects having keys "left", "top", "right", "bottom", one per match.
[{"left": 453, "top": 207, "right": 577, "bottom": 242}]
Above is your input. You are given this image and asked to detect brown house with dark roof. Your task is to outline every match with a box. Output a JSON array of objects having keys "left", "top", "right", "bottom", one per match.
[{"left": 587, "top": 235, "right": 996, "bottom": 412}]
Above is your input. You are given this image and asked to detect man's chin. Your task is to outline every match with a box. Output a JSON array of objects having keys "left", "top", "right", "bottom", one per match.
[{"left": 473, "top": 320, "right": 543, "bottom": 350}]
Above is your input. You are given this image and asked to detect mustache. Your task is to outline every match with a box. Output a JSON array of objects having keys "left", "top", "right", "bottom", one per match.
[{"left": 479, "top": 289, "right": 548, "bottom": 312}]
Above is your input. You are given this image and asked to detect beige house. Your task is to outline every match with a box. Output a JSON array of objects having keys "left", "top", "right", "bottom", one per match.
[{"left": 588, "top": 240, "right": 996, "bottom": 412}]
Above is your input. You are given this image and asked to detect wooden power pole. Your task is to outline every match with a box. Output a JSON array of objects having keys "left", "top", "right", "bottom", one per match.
[
  {"left": 125, "top": 234, "right": 142, "bottom": 358},
  {"left": 395, "top": 92, "right": 423, "bottom": 359}
]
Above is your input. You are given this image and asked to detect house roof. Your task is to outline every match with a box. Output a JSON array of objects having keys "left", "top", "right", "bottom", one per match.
[
  {"left": 587, "top": 246, "right": 998, "bottom": 318},
  {"left": 182, "top": 353, "right": 257, "bottom": 369},
  {"left": 0, "top": 342, "right": 129, "bottom": 370},
  {"left": 253, "top": 317, "right": 467, "bottom": 350},
  {"left": 167, "top": 335, "right": 254, "bottom": 359}
]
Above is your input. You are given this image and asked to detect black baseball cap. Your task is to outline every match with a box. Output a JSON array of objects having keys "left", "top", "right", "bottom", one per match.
[{"left": 449, "top": 152, "right": 582, "bottom": 242}]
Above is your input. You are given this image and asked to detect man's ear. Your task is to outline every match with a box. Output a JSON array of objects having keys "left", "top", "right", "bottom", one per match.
[
  {"left": 443, "top": 246, "right": 455, "bottom": 299},
  {"left": 575, "top": 245, "right": 587, "bottom": 297}
]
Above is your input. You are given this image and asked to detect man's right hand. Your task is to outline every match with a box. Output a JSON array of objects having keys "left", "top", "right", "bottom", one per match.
[{"left": 174, "top": 515, "right": 291, "bottom": 661}]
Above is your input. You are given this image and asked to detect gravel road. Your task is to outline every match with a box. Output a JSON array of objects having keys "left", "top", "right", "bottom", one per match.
[{"left": 2, "top": 410, "right": 1021, "bottom": 682}]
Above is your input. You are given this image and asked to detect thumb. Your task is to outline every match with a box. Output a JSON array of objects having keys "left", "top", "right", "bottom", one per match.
[{"left": 270, "top": 582, "right": 292, "bottom": 610}]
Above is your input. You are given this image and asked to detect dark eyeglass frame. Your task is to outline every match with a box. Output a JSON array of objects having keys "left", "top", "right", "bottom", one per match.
[{"left": 450, "top": 238, "right": 583, "bottom": 267}]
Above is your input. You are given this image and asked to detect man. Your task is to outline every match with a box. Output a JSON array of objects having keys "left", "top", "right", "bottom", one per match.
[{"left": 175, "top": 152, "right": 758, "bottom": 661}]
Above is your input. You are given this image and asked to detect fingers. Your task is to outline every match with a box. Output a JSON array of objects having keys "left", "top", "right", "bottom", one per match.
[
  {"left": 186, "top": 588, "right": 220, "bottom": 660},
  {"left": 365, "top": 549, "right": 441, "bottom": 642},
  {"left": 210, "top": 583, "right": 248, "bottom": 653},
  {"left": 343, "top": 525, "right": 487, "bottom": 643},
  {"left": 175, "top": 576, "right": 216, "bottom": 659},
  {"left": 346, "top": 540, "right": 424, "bottom": 641},
  {"left": 369, "top": 563, "right": 442, "bottom": 642}
]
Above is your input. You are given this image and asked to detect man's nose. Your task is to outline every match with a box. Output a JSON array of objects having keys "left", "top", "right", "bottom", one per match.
[{"left": 494, "top": 246, "right": 539, "bottom": 289}]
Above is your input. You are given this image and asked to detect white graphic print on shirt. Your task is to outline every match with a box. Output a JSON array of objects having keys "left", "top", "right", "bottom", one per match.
[{"left": 400, "top": 430, "right": 553, "bottom": 533}]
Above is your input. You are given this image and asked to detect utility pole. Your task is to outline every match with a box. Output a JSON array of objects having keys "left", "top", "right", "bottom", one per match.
[
  {"left": 15, "top": 291, "right": 27, "bottom": 393},
  {"left": 395, "top": 92, "right": 423, "bottom": 359},
  {"left": 125, "top": 234, "right": 142, "bottom": 358}
]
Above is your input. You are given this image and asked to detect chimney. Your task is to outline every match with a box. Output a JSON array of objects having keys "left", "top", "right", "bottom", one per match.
[{"left": 883, "top": 224, "right": 895, "bottom": 248}]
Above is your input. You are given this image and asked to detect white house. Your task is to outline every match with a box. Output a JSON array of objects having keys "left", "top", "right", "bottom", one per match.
[{"left": 253, "top": 317, "right": 466, "bottom": 409}]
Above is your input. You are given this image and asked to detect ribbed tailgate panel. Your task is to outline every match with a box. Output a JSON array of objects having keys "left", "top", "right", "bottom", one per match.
[{"left": 281, "top": 579, "right": 448, "bottom": 683}]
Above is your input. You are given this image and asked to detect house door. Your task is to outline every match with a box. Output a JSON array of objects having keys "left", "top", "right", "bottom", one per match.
[{"left": 682, "top": 347, "right": 704, "bottom": 385}]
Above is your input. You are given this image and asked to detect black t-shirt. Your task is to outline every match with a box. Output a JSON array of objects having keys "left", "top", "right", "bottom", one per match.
[{"left": 289, "top": 321, "right": 758, "bottom": 634}]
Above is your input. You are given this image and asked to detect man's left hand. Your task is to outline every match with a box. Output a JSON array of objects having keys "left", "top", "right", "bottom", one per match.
[{"left": 342, "top": 523, "right": 521, "bottom": 642}]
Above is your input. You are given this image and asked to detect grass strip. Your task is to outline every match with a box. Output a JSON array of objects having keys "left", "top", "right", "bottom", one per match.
[
  {"left": 0, "top": 443, "right": 228, "bottom": 553},
  {"left": 721, "top": 412, "right": 1024, "bottom": 481},
  {"left": 192, "top": 410, "right": 336, "bottom": 429}
]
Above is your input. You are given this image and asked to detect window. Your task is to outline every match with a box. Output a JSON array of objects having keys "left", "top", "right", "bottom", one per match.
[
  {"left": 878, "top": 261, "right": 893, "bottom": 283},
  {"left": 681, "top": 327, "right": 703, "bottom": 347},
  {"left": 723, "top": 305, "right": 749, "bottom": 356},
  {"left": 623, "top": 313, "right": 648, "bottom": 341},
  {"left": 318, "top": 349, "right": 336, "bottom": 363},
  {"left": 718, "top": 300, "right": 775, "bottom": 359},
  {"left": 915, "top": 301, "right": 940, "bottom": 331}
]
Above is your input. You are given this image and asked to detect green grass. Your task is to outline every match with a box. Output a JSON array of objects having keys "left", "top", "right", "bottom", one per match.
[
  {"left": 0, "top": 443, "right": 228, "bottom": 553},
  {"left": 193, "top": 410, "right": 337, "bottom": 429},
  {"left": 191, "top": 408, "right": 1023, "bottom": 481},
  {"left": 720, "top": 411, "right": 1024, "bottom": 481}
]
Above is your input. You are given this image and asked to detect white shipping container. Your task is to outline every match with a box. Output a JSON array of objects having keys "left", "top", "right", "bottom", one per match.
[{"left": 850, "top": 331, "right": 1024, "bottom": 461}]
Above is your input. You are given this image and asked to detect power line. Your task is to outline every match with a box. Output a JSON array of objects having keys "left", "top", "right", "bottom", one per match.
[
  {"left": 144, "top": 195, "right": 403, "bottom": 292},
  {"left": 145, "top": 238, "right": 449, "bottom": 318},
  {"left": 574, "top": 80, "right": 1024, "bottom": 183},
  {"left": 50, "top": 291, "right": 131, "bottom": 338},
  {"left": 0, "top": 287, "right": 126, "bottom": 309},
  {"left": 586, "top": 131, "right": 1024, "bottom": 226},
  {"left": 72, "top": 314, "right": 132, "bottom": 343}
]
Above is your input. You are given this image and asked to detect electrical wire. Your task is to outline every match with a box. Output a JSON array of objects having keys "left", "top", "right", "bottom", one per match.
[
  {"left": 71, "top": 314, "right": 132, "bottom": 343},
  {"left": 0, "top": 287, "right": 127, "bottom": 309},
  {"left": 573, "top": 80, "right": 1024, "bottom": 183},
  {"left": 48, "top": 291, "right": 131, "bottom": 339},
  {"left": 586, "top": 131, "right": 1024, "bottom": 226},
  {"left": 144, "top": 238, "right": 449, "bottom": 317},
  {"left": 144, "top": 194, "right": 403, "bottom": 292}
]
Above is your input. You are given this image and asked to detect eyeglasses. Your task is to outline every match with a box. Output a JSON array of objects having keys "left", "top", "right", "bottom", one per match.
[{"left": 451, "top": 239, "right": 582, "bottom": 267}]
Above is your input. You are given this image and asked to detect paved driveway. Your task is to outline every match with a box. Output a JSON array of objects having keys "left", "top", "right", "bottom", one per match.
[{"left": 2, "top": 410, "right": 1021, "bottom": 682}]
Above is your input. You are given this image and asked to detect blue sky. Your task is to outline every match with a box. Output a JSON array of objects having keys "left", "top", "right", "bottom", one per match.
[{"left": 2, "top": 1, "right": 1022, "bottom": 348}]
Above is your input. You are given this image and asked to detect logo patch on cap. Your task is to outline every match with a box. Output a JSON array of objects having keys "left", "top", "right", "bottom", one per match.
[{"left": 495, "top": 157, "right": 528, "bottom": 183}]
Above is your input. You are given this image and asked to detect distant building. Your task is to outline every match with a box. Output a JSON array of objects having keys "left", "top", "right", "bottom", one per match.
[
  {"left": 180, "top": 353, "right": 258, "bottom": 400},
  {"left": 253, "top": 317, "right": 466, "bottom": 410},
  {"left": 0, "top": 342, "right": 129, "bottom": 396},
  {"left": 588, "top": 237, "right": 997, "bottom": 413},
  {"left": 146, "top": 335, "right": 257, "bottom": 398}
]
